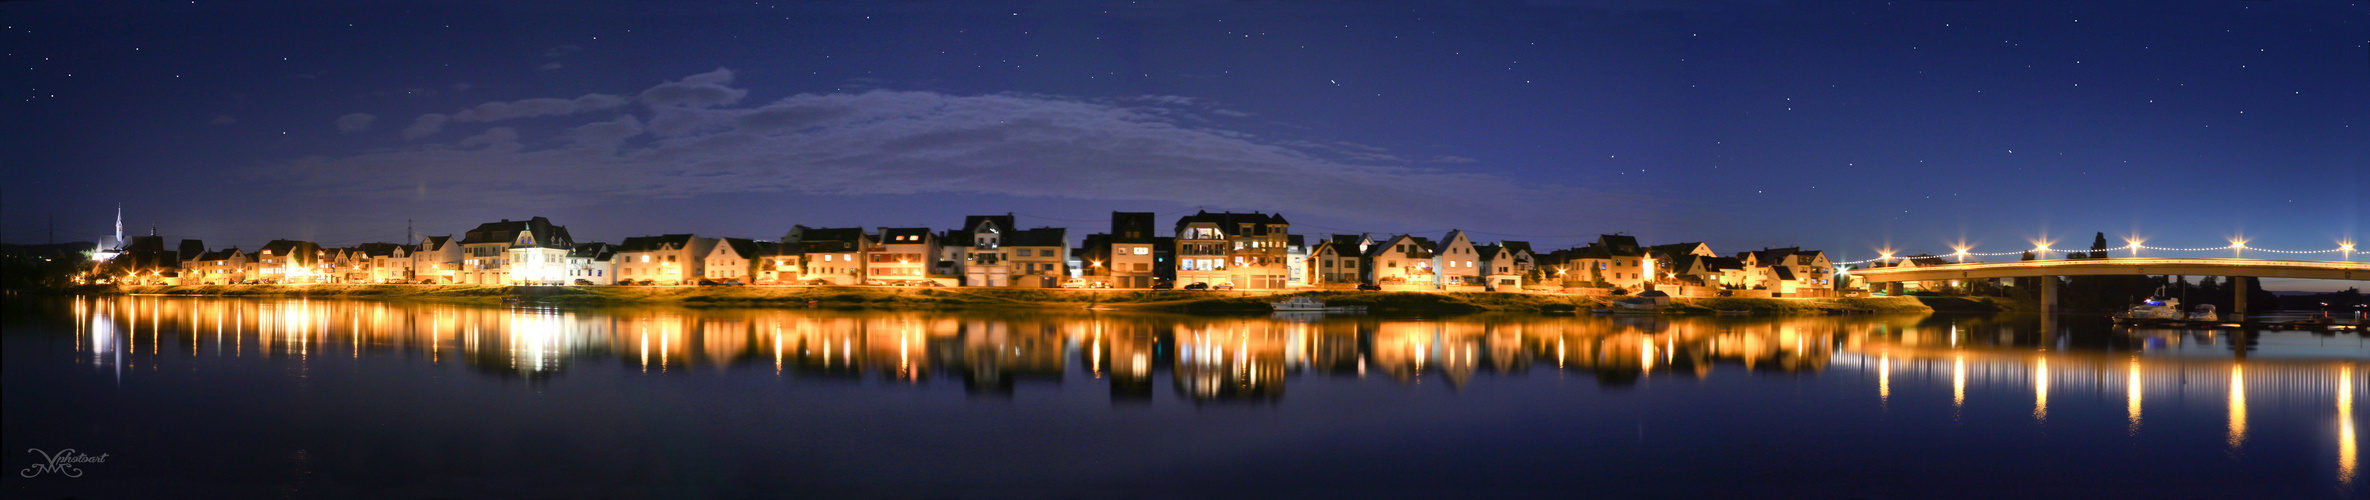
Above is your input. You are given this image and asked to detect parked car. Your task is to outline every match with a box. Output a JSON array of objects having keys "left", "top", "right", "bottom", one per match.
[
  {"left": 638, "top": 279, "right": 658, "bottom": 286},
  {"left": 574, "top": 279, "right": 595, "bottom": 286},
  {"left": 862, "top": 279, "right": 886, "bottom": 286},
  {"left": 1213, "top": 282, "right": 1234, "bottom": 290},
  {"left": 416, "top": 279, "right": 440, "bottom": 285},
  {"left": 1152, "top": 280, "right": 1174, "bottom": 290},
  {"left": 697, "top": 279, "right": 720, "bottom": 286},
  {"left": 722, "top": 278, "right": 745, "bottom": 286},
  {"left": 1183, "top": 282, "right": 1209, "bottom": 290},
  {"left": 806, "top": 279, "right": 832, "bottom": 286},
  {"left": 1060, "top": 278, "right": 1089, "bottom": 289},
  {"left": 916, "top": 280, "right": 942, "bottom": 287},
  {"left": 1357, "top": 283, "right": 1382, "bottom": 291}
]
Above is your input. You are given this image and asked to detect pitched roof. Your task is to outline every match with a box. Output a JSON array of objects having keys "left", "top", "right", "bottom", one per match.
[
  {"left": 354, "top": 242, "right": 408, "bottom": 257},
  {"left": 962, "top": 214, "right": 1016, "bottom": 234},
  {"left": 797, "top": 227, "right": 866, "bottom": 253},
  {"left": 1598, "top": 234, "right": 1643, "bottom": 256},
  {"left": 617, "top": 234, "right": 698, "bottom": 253},
  {"left": 258, "top": 239, "right": 319, "bottom": 256},
  {"left": 194, "top": 248, "right": 243, "bottom": 261},
  {"left": 1366, "top": 234, "right": 1435, "bottom": 259},
  {"left": 1648, "top": 242, "right": 1708, "bottom": 257},
  {"left": 877, "top": 227, "right": 933, "bottom": 244},
  {"left": 1772, "top": 266, "right": 1799, "bottom": 281},
  {"left": 1172, "top": 210, "right": 1289, "bottom": 236},
  {"left": 1500, "top": 241, "right": 1534, "bottom": 255},
  {"left": 419, "top": 235, "right": 453, "bottom": 251},
  {"left": 570, "top": 242, "right": 616, "bottom": 261},
  {"left": 459, "top": 217, "right": 573, "bottom": 250}
]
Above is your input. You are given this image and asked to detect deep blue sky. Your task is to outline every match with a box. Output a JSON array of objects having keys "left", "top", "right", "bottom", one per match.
[{"left": 2, "top": 0, "right": 2363, "bottom": 288}]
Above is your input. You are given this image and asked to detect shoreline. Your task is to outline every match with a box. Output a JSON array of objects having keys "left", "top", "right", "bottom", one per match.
[{"left": 18, "top": 284, "right": 2005, "bottom": 315}]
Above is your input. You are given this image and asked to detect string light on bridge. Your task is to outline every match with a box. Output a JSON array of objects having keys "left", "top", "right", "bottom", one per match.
[{"left": 1837, "top": 238, "right": 2365, "bottom": 266}]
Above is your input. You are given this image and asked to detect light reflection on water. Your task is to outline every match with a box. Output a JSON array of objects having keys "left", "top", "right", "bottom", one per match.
[{"left": 10, "top": 294, "right": 2365, "bottom": 496}]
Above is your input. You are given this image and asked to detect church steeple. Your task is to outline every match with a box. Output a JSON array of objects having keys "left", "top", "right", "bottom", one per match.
[{"left": 113, "top": 204, "right": 124, "bottom": 248}]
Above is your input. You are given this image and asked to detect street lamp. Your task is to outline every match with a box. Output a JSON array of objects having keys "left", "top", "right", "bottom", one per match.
[
  {"left": 1951, "top": 246, "right": 1968, "bottom": 264},
  {"left": 2229, "top": 239, "right": 2246, "bottom": 259},
  {"left": 2125, "top": 238, "right": 2142, "bottom": 258}
]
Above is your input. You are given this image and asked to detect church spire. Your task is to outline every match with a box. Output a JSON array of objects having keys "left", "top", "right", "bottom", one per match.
[{"left": 113, "top": 204, "right": 124, "bottom": 248}]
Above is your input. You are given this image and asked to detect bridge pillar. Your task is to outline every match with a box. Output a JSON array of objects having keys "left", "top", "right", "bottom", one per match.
[
  {"left": 1887, "top": 282, "right": 1903, "bottom": 297},
  {"left": 2230, "top": 277, "right": 2246, "bottom": 322},
  {"left": 2040, "top": 275, "right": 2058, "bottom": 316}
]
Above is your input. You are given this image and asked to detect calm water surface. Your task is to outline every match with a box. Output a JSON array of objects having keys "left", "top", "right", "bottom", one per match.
[{"left": 4, "top": 295, "right": 2363, "bottom": 498}]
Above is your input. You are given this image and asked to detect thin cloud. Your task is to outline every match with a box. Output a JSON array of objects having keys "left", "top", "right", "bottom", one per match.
[
  {"left": 262, "top": 69, "right": 1650, "bottom": 226},
  {"left": 335, "top": 113, "right": 376, "bottom": 133}
]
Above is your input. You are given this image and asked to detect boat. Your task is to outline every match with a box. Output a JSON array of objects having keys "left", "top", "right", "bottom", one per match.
[
  {"left": 2122, "top": 287, "right": 2183, "bottom": 321},
  {"left": 2186, "top": 304, "right": 2217, "bottom": 322}
]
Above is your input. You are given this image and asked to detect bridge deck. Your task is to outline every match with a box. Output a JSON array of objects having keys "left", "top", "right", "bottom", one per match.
[{"left": 1850, "top": 257, "right": 2369, "bottom": 282}]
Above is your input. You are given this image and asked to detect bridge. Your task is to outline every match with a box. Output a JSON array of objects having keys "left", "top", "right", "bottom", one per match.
[{"left": 1849, "top": 258, "right": 2370, "bottom": 318}]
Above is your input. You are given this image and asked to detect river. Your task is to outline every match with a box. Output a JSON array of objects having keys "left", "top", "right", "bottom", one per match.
[{"left": 3, "top": 294, "right": 2361, "bottom": 498}]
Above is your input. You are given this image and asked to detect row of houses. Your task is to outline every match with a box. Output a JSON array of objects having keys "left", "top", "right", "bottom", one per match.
[{"left": 99, "top": 212, "right": 1843, "bottom": 295}]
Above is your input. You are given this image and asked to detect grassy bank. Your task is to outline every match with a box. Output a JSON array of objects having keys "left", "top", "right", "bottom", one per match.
[{"left": 86, "top": 285, "right": 1937, "bottom": 315}]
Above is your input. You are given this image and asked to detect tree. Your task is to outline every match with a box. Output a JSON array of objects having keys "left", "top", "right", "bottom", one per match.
[{"left": 2089, "top": 232, "right": 2109, "bottom": 259}]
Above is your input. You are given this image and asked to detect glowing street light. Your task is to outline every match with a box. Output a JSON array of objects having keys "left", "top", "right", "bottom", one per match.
[
  {"left": 2230, "top": 238, "right": 2247, "bottom": 259},
  {"left": 2343, "top": 241, "right": 2356, "bottom": 262},
  {"left": 1951, "top": 246, "right": 1969, "bottom": 264},
  {"left": 2125, "top": 238, "right": 2143, "bottom": 258}
]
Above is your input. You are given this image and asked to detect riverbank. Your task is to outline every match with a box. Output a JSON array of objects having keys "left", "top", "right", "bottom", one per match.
[{"left": 79, "top": 284, "right": 1953, "bottom": 315}]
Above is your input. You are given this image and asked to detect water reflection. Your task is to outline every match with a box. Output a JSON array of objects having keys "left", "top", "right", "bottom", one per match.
[{"left": 29, "top": 295, "right": 2366, "bottom": 488}]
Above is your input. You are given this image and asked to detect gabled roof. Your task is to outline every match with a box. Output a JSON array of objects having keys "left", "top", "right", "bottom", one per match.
[
  {"left": 1772, "top": 266, "right": 1799, "bottom": 281},
  {"left": 712, "top": 238, "right": 778, "bottom": 259},
  {"left": 194, "top": 248, "right": 243, "bottom": 261},
  {"left": 1739, "top": 247, "right": 1825, "bottom": 267},
  {"left": 1598, "top": 234, "right": 1643, "bottom": 256},
  {"left": 1442, "top": 230, "right": 1472, "bottom": 246},
  {"left": 1648, "top": 242, "right": 1710, "bottom": 257},
  {"left": 617, "top": 234, "right": 698, "bottom": 253},
  {"left": 1172, "top": 210, "right": 1289, "bottom": 236},
  {"left": 354, "top": 242, "right": 408, "bottom": 257},
  {"left": 1705, "top": 256, "right": 1747, "bottom": 271},
  {"left": 124, "top": 235, "right": 167, "bottom": 254},
  {"left": 878, "top": 227, "right": 933, "bottom": 244},
  {"left": 1005, "top": 227, "right": 1066, "bottom": 247},
  {"left": 1473, "top": 244, "right": 1504, "bottom": 258},
  {"left": 798, "top": 227, "right": 866, "bottom": 253},
  {"left": 1366, "top": 234, "right": 1435, "bottom": 259},
  {"left": 1500, "top": 241, "right": 1534, "bottom": 255},
  {"left": 459, "top": 217, "right": 573, "bottom": 250},
  {"left": 1286, "top": 234, "right": 1305, "bottom": 250},
  {"left": 963, "top": 214, "right": 1016, "bottom": 234},
  {"left": 570, "top": 242, "right": 616, "bottom": 261},
  {"left": 257, "top": 239, "right": 320, "bottom": 256},
  {"left": 419, "top": 235, "right": 454, "bottom": 251}
]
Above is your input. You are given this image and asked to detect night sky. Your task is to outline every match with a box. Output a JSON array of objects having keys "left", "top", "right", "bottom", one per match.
[{"left": 2, "top": 1, "right": 2363, "bottom": 289}]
